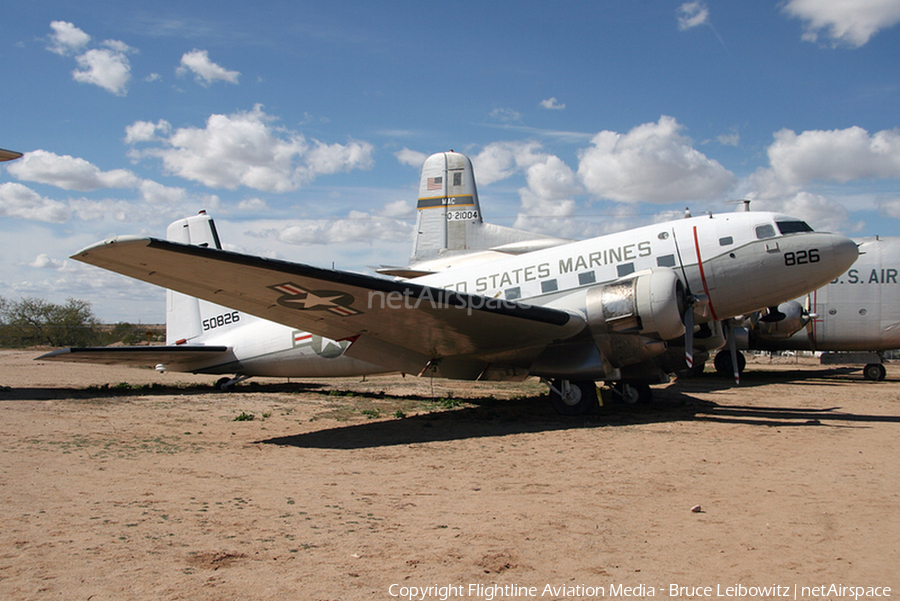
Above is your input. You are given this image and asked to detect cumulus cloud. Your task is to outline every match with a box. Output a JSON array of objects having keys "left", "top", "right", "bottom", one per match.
[
  {"left": 767, "top": 126, "right": 900, "bottom": 185},
  {"left": 489, "top": 108, "right": 522, "bottom": 123},
  {"left": 132, "top": 105, "right": 374, "bottom": 192},
  {"left": 177, "top": 49, "right": 240, "bottom": 85},
  {"left": 72, "top": 44, "right": 134, "bottom": 96},
  {"left": 394, "top": 148, "right": 427, "bottom": 168},
  {"left": 677, "top": 2, "right": 710, "bottom": 30},
  {"left": 125, "top": 119, "right": 172, "bottom": 144},
  {"left": 46, "top": 21, "right": 90, "bottom": 55},
  {"left": 540, "top": 97, "right": 566, "bottom": 110},
  {"left": 0, "top": 183, "right": 71, "bottom": 222},
  {"left": 7, "top": 150, "right": 141, "bottom": 191},
  {"left": 577, "top": 116, "right": 735, "bottom": 203},
  {"left": 30, "top": 254, "right": 66, "bottom": 270},
  {"left": 46, "top": 22, "right": 134, "bottom": 95},
  {"left": 783, "top": 0, "right": 900, "bottom": 47},
  {"left": 471, "top": 141, "right": 546, "bottom": 185}
]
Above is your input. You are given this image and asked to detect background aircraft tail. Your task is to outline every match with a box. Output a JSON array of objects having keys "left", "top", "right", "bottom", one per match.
[
  {"left": 165, "top": 211, "right": 224, "bottom": 345},
  {"left": 408, "top": 151, "right": 569, "bottom": 271}
]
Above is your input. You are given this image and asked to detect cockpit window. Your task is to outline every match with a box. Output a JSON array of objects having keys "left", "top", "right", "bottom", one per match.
[
  {"left": 776, "top": 220, "right": 814, "bottom": 235},
  {"left": 755, "top": 224, "right": 776, "bottom": 239}
]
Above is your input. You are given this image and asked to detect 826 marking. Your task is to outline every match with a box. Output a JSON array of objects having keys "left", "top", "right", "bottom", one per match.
[
  {"left": 203, "top": 311, "right": 240, "bottom": 331},
  {"left": 784, "top": 249, "right": 819, "bottom": 266}
]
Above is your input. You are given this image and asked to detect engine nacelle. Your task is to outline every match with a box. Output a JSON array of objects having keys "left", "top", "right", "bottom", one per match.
[
  {"left": 584, "top": 268, "right": 686, "bottom": 341},
  {"left": 748, "top": 300, "right": 809, "bottom": 340}
]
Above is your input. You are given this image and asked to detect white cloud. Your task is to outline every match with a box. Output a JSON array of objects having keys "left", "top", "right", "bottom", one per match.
[
  {"left": 577, "top": 116, "right": 735, "bottom": 203},
  {"left": 135, "top": 105, "right": 374, "bottom": 192},
  {"left": 0, "top": 183, "right": 71, "bottom": 222},
  {"left": 46, "top": 22, "right": 134, "bottom": 95},
  {"left": 394, "top": 148, "right": 427, "bottom": 168},
  {"left": 7, "top": 150, "right": 141, "bottom": 191},
  {"left": 30, "top": 254, "right": 66, "bottom": 270},
  {"left": 72, "top": 47, "right": 132, "bottom": 95},
  {"left": 47, "top": 21, "right": 90, "bottom": 55},
  {"left": 783, "top": 0, "right": 900, "bottom": 47},
  {"left": 262, "top": 213, "right": 413, "bottom": 246},
  {"left": 742, "top": 190, "right": 857, "bottom": 234},
  {"left": 125, "top": 119, "right": 172, "bottom": 144},
  {"left": 767, "top": 126, "right": 900, "bottom": 185},
  {"left": 540, "top": 97, "right": 566, "bottom": 110},
  {"left": 472, "top": 141, "right": 546, "bottom": 185},
  {"left": 677, "top": 2, "right": 710, "bottom": 30},
  {"left": 237, "top": 197, "right": 269, "bottom": 212},
  {"left": 177, "top": 49, "right": 240, "bottom": 85},
  {"left": 380, "top": 199, "right": 414, "bottom": 218}
]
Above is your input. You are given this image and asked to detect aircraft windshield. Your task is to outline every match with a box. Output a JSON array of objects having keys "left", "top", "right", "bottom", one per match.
[{"left": 776, "top": 220, "right": 814, "bottom": 235}]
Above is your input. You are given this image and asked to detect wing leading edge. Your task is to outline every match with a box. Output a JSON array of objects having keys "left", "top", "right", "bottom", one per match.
[{"left": 72, "top": 236, "right": 585, "bottom": 369}]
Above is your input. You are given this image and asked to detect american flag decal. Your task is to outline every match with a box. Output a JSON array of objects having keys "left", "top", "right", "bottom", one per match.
[
  {"left": 269, "top": 282, "right": 362, "bottom": 316},
  {"left": 426, "top": 176, "right": 443, "bottom": 190}
]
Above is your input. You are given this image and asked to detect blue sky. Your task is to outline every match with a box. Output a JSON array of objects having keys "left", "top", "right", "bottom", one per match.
[{"left": 2, "top": 0, "right": 900, "bottom": 322}]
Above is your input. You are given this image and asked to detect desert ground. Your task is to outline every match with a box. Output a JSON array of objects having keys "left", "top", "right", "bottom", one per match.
[{"left": 0, "top": 349, "right": 898, "bottom": 601}]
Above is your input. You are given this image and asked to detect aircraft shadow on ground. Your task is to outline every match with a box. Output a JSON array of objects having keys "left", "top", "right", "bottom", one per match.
[
  {"left": 260, "top": 372, "right": 900, "bottom": 450},
  {"left": 0, "top": 381, "right": 328, "bottom": 401}
]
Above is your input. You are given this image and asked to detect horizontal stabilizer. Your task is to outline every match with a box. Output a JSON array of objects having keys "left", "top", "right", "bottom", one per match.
[
  {"left": 0, "top": 148, "right": 23, "bottom": 162},
  {"left": 37, "top": 345, "right": 230, "bottom": 367}
]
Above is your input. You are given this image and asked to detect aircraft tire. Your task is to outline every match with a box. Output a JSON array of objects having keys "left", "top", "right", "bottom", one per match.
[
  {"left": 864, "top": 363, "right": 886, "bottom": 381},
  {"left": 714, "top": 350, "right": 746, "bottom": 376},
  {"left": 215, "top": 377, "right": 234, "bottom": 391},
  {"left": 549, "top": 379, "right": 599, "bottom": 415},
  {"left": 612, "top": 382, "right": 652, "bottom": 405}
]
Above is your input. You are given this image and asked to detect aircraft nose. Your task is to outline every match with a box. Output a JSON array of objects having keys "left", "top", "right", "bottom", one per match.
[{"left": 831, "top": 235, "right": 860, "bottom": 273}]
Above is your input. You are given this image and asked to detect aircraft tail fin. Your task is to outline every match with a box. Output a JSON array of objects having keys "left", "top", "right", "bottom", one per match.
[
  {"left": 165, "top": 211, "right": 223, "bottom": 345},
  {"left": 409, "top": 151, "right": 569, "bottom": 269}
]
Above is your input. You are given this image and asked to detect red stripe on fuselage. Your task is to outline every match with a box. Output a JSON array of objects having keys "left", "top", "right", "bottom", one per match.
[{"left": 693, "top": 226, "right": 719, "bottom": 321}]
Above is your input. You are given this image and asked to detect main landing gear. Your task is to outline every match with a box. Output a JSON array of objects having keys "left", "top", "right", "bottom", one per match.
[
  {"left": 546, "top": 379, "right": 653, "bottom": 415},
  {"left": 864, "top": 363, "right": 887, "bottom": 381},
  {"left": 546, "top": 379, "right": 599, "bottom": 415},
  {"left": 214, "top": 375, "right": 250, "bottom": 391}
]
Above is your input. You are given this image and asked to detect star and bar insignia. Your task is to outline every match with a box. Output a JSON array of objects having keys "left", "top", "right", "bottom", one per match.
[{"left": 269, "top": 282, "right": 362, "bottom": 316}]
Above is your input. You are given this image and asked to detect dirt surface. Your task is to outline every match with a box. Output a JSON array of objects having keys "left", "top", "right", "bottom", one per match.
[{"left": 1, "top": 350, "right": 898, "bottom": 601}]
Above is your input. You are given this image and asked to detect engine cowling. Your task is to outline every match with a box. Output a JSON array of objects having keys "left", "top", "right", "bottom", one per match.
[
  {"left": 584, "top": 268, "right": 686, "bottom": 341},
  {"left": 748, "top": 300, "right": 810, "bottom": 340}
]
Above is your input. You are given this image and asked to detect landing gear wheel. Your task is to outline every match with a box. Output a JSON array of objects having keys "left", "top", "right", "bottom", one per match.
[
  {"left": 864, "top": 363, "right": 886, "bottom": 381},
  {"left": 714, "top": 350, "right": 746, "bottom": 376},
  {"left": 215, "top": 377, "right": 234, "bottom": 391},
  {"left": 548, "top": 379, "right": 599, "bottom": 415},
  {"left": 612, "top": 382, "right": 652, "bottom": 405}
]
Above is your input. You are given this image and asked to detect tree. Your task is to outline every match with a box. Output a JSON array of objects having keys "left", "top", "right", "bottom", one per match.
[{"left": 0, "top": 296, "right": 101, "bottom": 348}]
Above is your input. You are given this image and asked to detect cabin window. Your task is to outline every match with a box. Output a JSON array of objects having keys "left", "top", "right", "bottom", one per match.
[
  {"left": 755, "top": 224, "right": 776, "bottom": 239},
  {"left": 776, "top": 220, "right": 813, "bottom": 235},
  {"left": 506, "top": 287, "right": 521, "bottom": 300},
  {"left": 617, "top": 263, "right": 635, "bottom": 277},
  {"left": 719, "top": 236, "right": 733, "bottom": 246},
  {"left": 657, "top": 254, "right": 676, "bottom": 268},
  {"left": 541, "top": 279, "right": 558, "bottom": 293},
  {"left": 578, "top": 271, "right": 596, "bottom": 285}
]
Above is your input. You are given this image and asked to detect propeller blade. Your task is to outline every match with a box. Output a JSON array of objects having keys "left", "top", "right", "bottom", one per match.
[
  {"left": 684, "top": 306, "right": 694, "bottom": 368},
  {"left": 727, "top": 323, "right": 740, "bottom": 385}
]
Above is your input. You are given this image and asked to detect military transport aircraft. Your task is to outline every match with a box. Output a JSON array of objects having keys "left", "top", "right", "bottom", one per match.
[
  {"left": 40, "top": 151, "right": 859, "bottom": 414},
  {"left": 706, "top": 236, "right": 900, "bottom": 381}
]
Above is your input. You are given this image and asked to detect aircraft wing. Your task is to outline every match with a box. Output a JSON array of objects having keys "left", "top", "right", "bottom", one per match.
[
  {"left": 37, "top": 345, "right": 230, "bottom": 367},
  {"left": 72, "top": 236, "right": 585, "bottom": 364}
]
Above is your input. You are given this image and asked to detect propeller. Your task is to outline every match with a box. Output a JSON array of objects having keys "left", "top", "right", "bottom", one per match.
[
  {"left": 671, "top": 228, "right": 708, "bottom": 370},
  {"left": 725, "top": 321, "right": 740, "bottom": 385}
]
